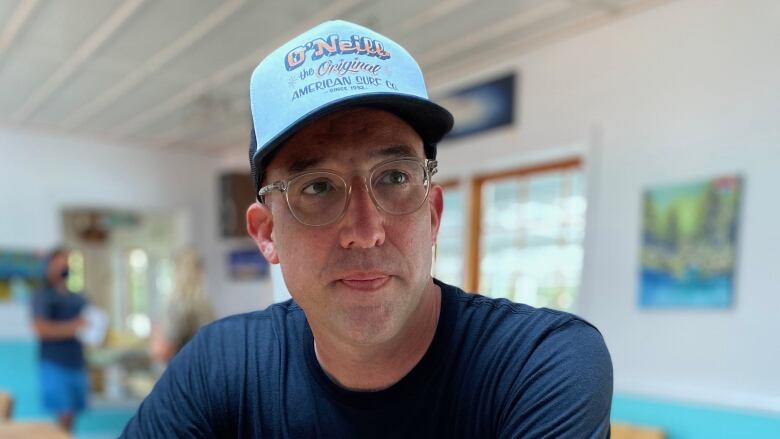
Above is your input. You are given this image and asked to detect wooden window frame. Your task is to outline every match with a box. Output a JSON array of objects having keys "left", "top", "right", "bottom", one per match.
[
  {"left": 436, "top": 179, "right": 460, "bottom": 190},
  {"left": 465, "top": 158, "right": 582, "bottom": 292}
]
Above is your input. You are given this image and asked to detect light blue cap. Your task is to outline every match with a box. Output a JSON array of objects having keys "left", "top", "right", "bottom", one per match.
[{"left": 248, "top": 20, "right": 453, "bottom": 192}]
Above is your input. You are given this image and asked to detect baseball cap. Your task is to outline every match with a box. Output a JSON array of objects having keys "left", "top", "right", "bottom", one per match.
[{"left": 248, "top": 19, "right": 454, "bottom": 195}]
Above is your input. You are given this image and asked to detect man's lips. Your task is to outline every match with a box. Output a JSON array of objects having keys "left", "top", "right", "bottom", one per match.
[{"left": 338, "top": 273, "right": 391, "bottom": 291}]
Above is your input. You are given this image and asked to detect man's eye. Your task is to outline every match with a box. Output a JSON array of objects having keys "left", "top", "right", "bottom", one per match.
[
  {"left": 301, "top": 180, "right": 333, "bottom": 195},
  {"left": 379, "top": 170, "right": 409, "bottom": 185}
]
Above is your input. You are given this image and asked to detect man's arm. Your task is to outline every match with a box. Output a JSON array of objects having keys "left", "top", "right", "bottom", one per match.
[
  {"left": 30, "top": 292, "right": 85, "bottom": 340},
  {"left": 32, "top": 318, "right": 85, "bottom": 340},
  {"left": 498, "top": 319, "right": 613, "bottom": 439}
]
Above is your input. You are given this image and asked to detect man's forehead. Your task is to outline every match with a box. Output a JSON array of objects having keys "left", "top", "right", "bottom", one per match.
[
  {"left": 295, "top": 108, "right": 419, "bottom": 143},
  {"left": 268, "top": 108, "right": 424, "bottom": 176}
]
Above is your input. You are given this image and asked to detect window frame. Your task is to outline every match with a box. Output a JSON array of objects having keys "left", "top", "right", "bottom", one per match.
[{"left": 465, "top": 158, "right": 583, "bottom": 292}]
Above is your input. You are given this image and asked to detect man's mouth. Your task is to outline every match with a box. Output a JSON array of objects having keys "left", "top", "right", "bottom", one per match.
[{"left": 339, "top": 273, "right": 391, "bottom": 291}]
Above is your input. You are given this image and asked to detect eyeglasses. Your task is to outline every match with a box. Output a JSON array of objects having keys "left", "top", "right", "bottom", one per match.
[{"left": 258, "top": 157, "right": 438, "bottom": 227}]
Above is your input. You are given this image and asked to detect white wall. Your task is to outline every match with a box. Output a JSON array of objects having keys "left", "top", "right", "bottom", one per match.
[
  {"left": 430, "top": 0, "right": 779, "bottom": 413},
  {"left": 0, "top": 127, "right": 274, "bottom": 329}
]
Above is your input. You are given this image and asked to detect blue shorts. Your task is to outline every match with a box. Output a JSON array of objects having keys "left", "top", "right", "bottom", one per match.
[{"left": 40, "top": 360, "right": 88, "bottom": 414}]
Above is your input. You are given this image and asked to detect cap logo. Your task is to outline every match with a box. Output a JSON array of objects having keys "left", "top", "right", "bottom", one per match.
[{"left": 285, "top": 34, "right": 391, "bottom": 71}]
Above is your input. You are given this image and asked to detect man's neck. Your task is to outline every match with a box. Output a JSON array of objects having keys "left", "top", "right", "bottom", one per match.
[{"left": 312, "top": 281, "right": 441, "bottom": 391}]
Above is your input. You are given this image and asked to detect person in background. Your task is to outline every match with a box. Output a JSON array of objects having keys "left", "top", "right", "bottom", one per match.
[
  {"left": 31, "top": 247, "right": 89, "bottom": 432},
  {"left": 150, "top": 249, "right": 215, "bottom": 363}
]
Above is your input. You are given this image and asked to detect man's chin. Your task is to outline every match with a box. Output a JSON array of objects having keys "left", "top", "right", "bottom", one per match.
[{"left": 334, "top": 305, "right": 401, "bottom": 346}]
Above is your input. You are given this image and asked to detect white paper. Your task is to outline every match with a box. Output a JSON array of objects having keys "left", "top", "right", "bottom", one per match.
[{"left": 77, "top": 305, "right": 109, "bottom": 347}]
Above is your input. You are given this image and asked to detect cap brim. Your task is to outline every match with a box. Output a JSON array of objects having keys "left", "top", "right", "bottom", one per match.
[{"left": 252, "top": 93, "right": 453, "bottom": 183}]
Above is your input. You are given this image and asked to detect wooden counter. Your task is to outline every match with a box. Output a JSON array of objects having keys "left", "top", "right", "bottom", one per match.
[{"left": 0, "top": 421, "right": 70, "bottom": 438}]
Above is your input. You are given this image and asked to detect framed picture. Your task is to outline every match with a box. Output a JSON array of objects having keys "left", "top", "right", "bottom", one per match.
[
  {"left": 0, "top": 250, "right": 46, "bottom": 303},
  {"left": 228, "top": 247, "right": 269, "bottom": 281},
  {"left": 435, "top": 73, "right": 516, "bottom": 140},
  {"left": 639, "top": 175, "right": 742, "bottom": 308}
]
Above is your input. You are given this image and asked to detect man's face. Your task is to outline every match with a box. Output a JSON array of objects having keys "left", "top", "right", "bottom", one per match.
[
  {"left": 252, "top": 108, "right": 443, "bottom": 346},
  {"left": 46, "top": 252, "right": 69, "bottom": 286}
]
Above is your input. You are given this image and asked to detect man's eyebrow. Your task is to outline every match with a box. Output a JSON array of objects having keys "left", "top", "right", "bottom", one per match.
[
  {"left": 285, "top": 145, "right": 418, "bottom": 174},
  {"left": 287, "top": 157, "right": 324, "bottom": 174},
  {"left": 369, "top": 144, "right": 418, "bottom": 158}
]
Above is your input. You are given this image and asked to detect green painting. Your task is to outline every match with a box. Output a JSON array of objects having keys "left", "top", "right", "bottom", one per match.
[
  {"left": 0, "top": 250, "right": 46, "bottom": 302},
  {"left": 640, "top": 175, "right": 742, "bottom": 307}
]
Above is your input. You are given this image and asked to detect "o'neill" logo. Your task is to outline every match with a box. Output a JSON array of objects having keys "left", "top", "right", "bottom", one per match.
[{"left": 285, "top": 34, "right": 391, "bottom": 71}]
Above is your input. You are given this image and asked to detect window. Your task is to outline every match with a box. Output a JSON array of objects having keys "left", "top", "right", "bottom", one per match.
[
  {"left": 126, "top": 248, "right": 151, "bottom": 338},
  {"left": 473, "top": 160, "right": 585, "bottom": 311},
  {"left": 66, "top": 250, "right": 85, "bottom": 293}
]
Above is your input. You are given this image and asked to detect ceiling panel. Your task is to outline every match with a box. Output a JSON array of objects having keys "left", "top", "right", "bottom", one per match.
[
  {"left": 159, "top": 0, "right": 337, "bottom": 83},
  {"left": 81, "top": 71, "right": 191, "bottom": 132},
  {"left": 136, "top": 88, "right": 249, "bottom": 144},
  {"left": 0, "top": 50, "right": 61, "bottom": 114},
  {"left": 24, "top": 0, "right": 229, "bottom": 127},
  {"left": 420, "top": 1, "right": 598, "bottom": 70},
  {"left": 95, "top": 0, "right": 229, "bottom": 68},
  {"left": 28, "top": 60, "right": 129, "bottom": 125},
  {"left": 402, "top": 0, "right": 556, "bottom": 56},
  {"left": 12, "top": 0, "right": 124, "bottom": 57},
  {"left": 0, "top": 0, "right": 675, "bottom": 154},
  {"left": 339, "top": 0, "right": 441, "bottom": 35},
  {"left": 0, "top": 1, "right": 18, "bottom": 28},
  {"left": 1, "top": 0, "right": 127, "bottom": 120}
]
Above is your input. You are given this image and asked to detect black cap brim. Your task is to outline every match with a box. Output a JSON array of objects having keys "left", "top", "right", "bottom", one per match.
[{"left": 250, "top": 93, "right": 453, "bottom": 193}]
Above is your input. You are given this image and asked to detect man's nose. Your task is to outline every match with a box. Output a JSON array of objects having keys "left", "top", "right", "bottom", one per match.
[{"left": 338, "top": 177, "right": 386, "bottom": 249}]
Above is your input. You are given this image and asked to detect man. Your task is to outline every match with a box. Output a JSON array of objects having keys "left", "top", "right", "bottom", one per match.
[
  {"left": 122, "top": 20, "right": 612, "bottom": 438},
  {"left": 31, "top": 247, "right": 88, "bottom": 432}
]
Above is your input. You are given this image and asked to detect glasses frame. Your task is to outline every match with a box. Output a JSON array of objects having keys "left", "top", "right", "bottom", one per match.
[{"left": 258, "top": 157, "right": 438, "bottom": 227}]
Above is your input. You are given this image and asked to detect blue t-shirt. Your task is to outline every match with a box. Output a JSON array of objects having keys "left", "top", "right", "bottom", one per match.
[
  {"left": 31, "top": 286, "right": 87, "bottom": 369},
  {"left": 122, "top": 281, "right": 612, "bottom": 438}
]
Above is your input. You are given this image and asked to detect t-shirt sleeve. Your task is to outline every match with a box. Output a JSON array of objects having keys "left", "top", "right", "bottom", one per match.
[
  {"left": 498, "top": 319, "right": 613, "bottom": 439},
  {"left": 120, "top": 328, "right": 227, "bottom": 438}
]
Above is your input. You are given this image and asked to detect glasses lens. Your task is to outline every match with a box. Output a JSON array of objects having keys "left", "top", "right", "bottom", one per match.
[
  {"left": 371, "top": 159, "right": 429, "bottom": 214},
  {"left": 287, "top": 172, "right": 347, "bottom": 225}
]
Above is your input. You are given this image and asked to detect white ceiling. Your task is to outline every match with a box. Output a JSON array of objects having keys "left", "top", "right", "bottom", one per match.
[{"left": 0, "top": 0, "right": 671, "bottom": 155}]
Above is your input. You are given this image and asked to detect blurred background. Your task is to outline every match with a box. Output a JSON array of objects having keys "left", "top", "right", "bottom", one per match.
[{"left": 0, "top": 0, "right": 778, "bottom": 437}]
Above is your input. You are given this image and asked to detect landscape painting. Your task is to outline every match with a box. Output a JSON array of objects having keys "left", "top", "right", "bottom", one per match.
[
  {"left": 640, "top": 175, "right": 742, "bottom": 308},
  {"left": 0, "top": 249, "right": 46, "bottom": 302}
]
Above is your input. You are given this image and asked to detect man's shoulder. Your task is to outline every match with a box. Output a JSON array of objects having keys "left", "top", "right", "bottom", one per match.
[
  {"left": 438, "top": 281, "right": 612, "bottom": 422},
  {"left": 193, "top": 299, "right": 305, "bottom": 345},
  {"left": 440, "top": 281, "right": 595, "bottom": 334}
]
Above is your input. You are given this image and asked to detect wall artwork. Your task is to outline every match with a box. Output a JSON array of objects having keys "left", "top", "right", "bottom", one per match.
[
  {"left": 435, "top": 73, "right": 516, "bottom": 140},
  {"left": 228, "top": 247, "right": 269, "bottom": 281},
  {"left": 640, "top": 175, "right": 742, "bottom": 308},
  {"left": 0, "top": 250, "right": 46, "bottom": 303}
]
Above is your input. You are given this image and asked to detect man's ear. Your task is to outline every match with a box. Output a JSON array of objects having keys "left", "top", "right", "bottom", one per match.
[
  {"left": 247, "top": 202, "right": 279, "bottom": 264},
  {"left": 428, "top": 183, "right": 444, "bottom": 245}
]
